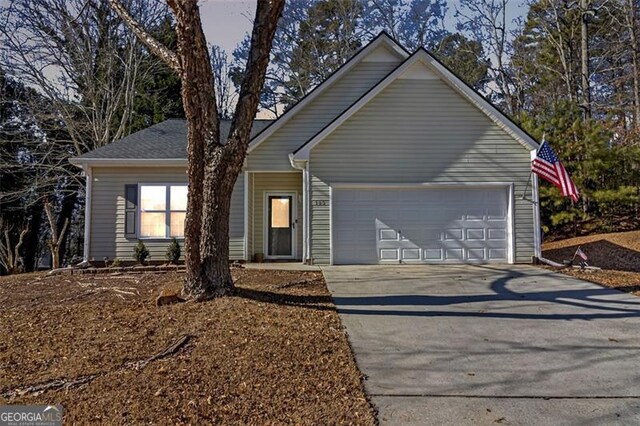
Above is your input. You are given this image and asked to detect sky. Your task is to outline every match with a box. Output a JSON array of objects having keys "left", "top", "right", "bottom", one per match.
[
  {"left": 198, "top": 0, "right": 527, "bottom": 56},
  {"left": 199, "top": 0, "right": 257, "bottom": 55}
]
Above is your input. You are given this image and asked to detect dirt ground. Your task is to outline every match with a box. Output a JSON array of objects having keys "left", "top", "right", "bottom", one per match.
[
  {"left": 0, "top": 269, "right": 375, "bottom": 425},
  {"left": 542, "top": 230, "right": 640, "bottom": 296}
]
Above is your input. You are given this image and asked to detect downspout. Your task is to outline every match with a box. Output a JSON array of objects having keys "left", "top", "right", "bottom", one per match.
[
  {"left": 305, "top": 162, "right": 311, "bottom": 263},
  {"left": 83, "top": 165, "right": 93, "bottom": 262},
  {"left": 289, "top": 154, "right": 310, "bottom": 263}
]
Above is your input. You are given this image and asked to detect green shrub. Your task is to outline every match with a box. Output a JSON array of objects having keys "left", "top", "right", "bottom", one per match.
[
  {"left": 133, "top": 240, "right": 150, "bottom": 265},
  {"left": 165, "top": 237, "right": 181, "bottom": 264},
  {"left": 110, "top": 258, "right": 122, "bottom": 267}
]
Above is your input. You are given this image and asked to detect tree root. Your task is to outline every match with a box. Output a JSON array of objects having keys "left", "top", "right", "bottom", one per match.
[
  {"left": 126, "top": 334, "right": 191, "bottom": 370},
  {"left": 2, "top": 374, "right": 98, "bottom": 399},
  {"left": 2, "top": 334, "right": 193, "bottom": 399},
  {"left": 60, "top": 286, "right": 140, "bottom": 302}
]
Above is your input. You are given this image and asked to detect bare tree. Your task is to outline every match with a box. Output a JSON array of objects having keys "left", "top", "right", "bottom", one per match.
[
  {"left": 211, "top": 45, "right": 237, "bottom": 120},
  {"left": 456, "top": 0, "right": 516, "bottom": 113},
  {"left": 0, "top": 218, "right": 28, "bottom": 275},
  {"left": 44, "top": 201, "right": 69, "bottom": 269},
  {"left": 0, "top": 0, "right": 172, "bottom": 265},
  {"left": 110, "top": 0, "right": 285, "bottom": 299}
]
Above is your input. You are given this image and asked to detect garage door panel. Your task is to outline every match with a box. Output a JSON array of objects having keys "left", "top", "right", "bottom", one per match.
[
  {"left": 445, "top": 248, "right": 464, "bottom": 260},
  {"left": 488, "top": 228, "right": 507, "bottom": 240},
  {"left": 332, "top": 187, "right": 509, "bottom": 264},
  {"left": 466, "top": 228, "right": 485, "bottom": 240},
  {"left": 467, "top": 248, "right": 486, "bottom": 261}
]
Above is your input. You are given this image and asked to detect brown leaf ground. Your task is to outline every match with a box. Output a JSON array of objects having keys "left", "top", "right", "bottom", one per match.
[
  {"left": 0, "top": 269, "right": 375, "bottom": 425},
  {"left": 542, "top": 230, "right": 640, "bottom": 296}
]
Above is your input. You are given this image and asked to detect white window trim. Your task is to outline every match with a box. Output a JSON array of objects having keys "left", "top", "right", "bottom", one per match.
[{"left": 138, "top": 183, "right": 187, "bottom": 240}]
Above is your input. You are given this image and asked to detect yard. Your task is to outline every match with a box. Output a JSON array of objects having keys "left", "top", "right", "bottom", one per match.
[
  {"left": 0, "top": 268, "right": 375, "bottom": 424},
  {"left": 542, "top": 230, "right": 640, "bottom": 296}
]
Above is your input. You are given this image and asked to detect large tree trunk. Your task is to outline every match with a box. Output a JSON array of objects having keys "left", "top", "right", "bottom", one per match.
[
  {"left": 110, "top": 0, "right": 284, "bottom": 300},
  {"left": 168, "top": 0, "right": 218, "bottom": 296},
  {"left": 195, "top": 0, "right": 285, "bottom": 298}
]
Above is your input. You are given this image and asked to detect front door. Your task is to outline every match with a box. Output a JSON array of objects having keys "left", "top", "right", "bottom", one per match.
[{"left": 266, "top": 193, "right": 295, "bottom": 259}]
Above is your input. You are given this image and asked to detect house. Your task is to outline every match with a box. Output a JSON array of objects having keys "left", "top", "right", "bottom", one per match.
[{"left": 70, "top": 33, "right": 541, "bottom": 265}]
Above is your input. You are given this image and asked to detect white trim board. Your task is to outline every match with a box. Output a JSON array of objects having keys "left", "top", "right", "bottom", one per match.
[
  {"left": 83, "top": 166, "right": 93, "bottom": 260},
  {"left": 248, "top": 33, "right": 408, "bottom": 154},
  {"left": 292, "top": 50, "right": 539, "bottom": 161}
]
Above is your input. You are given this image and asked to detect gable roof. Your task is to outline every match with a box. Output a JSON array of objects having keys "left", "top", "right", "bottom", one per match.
[
  {"left": 247, "top": 32, "right": 409, "bottom": 153},
  {"left": 70, "top": 119, "right": 273, "bottom": 166},
  {"left": 291, "top": 48, "right": 539, "bottom": 161}
]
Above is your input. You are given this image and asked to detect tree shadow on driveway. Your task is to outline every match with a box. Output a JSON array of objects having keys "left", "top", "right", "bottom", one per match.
[{"left": 331, "top": 267, "right": 640, "bottom": 321}]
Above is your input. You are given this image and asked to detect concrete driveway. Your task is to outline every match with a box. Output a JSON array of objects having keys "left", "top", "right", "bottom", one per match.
[{"left": 322, "top": 265, "right": 640, "bottom": 425}]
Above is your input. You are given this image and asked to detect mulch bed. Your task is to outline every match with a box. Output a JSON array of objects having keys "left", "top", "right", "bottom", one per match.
[
  {"left": 542, "top": 230, "right": 640, "bottom": 296},
  {"left": 0, "top": 269, "right": 375, "bottom": 424}
]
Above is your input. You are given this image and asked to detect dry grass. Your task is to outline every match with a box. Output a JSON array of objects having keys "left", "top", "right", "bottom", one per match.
[
  {"left": 0, "top": 269, "right": 375, "bottom": 425},
  {"left": 542, "top": 230, "right": 640, "bottom": 296}
]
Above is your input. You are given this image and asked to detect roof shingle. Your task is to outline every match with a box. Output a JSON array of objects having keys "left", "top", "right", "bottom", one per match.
[{"left": 75, "top": 119, "right": 273, "bottom": 160}]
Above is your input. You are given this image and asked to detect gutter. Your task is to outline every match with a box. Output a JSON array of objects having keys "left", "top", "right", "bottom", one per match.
[{"left": 69, "top": 158, "right": 187, "bottom": 168}]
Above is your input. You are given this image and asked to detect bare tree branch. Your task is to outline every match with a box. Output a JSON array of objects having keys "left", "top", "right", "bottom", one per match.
[{"left": 108, "top": 0, "right": 182, "bottom": 74}]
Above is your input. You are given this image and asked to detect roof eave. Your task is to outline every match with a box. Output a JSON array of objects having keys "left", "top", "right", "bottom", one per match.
[{"left": 69, "top": 158, "right": 187, "bottom": 168}]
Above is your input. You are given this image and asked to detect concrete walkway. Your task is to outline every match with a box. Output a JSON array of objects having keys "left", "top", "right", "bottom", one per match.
[
  {"left": 243, "top": 262, "right": 320, "bottom": 271},
  {"left": 322, "top": 264, "right": 640, "bottom": 425}
]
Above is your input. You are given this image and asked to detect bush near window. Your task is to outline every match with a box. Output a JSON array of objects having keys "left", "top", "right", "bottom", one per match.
[
  {"left": 165, "top": 237, "right": 181, "bottom": 264},
  {"left": 133, "top": 240, "right": 150, "bottom": 265}
]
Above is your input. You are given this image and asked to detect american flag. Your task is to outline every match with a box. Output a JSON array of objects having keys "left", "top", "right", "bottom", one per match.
[{"left": 532, "top": 140, "right": 579, "bottom": 203}]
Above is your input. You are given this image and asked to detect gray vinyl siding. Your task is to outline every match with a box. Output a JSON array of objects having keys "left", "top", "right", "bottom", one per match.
[
  {"left": 90, "top": 167, "right": 244, "bottom": 261},
  {"left": 247, "top": 60, "right": 401, "bottom": 171},
  {"left": 309, "top": 78, "right": 535, "bottom": 264},
  {"left": 250, "top": 172, "right": 303, "bottom": 260}
]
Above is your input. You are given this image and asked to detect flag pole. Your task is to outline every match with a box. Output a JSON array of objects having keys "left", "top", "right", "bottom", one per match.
[
  {"left": 522, "top": 133, "right": 544, "bottom": 200},
  {"left": 572, "top": 245, "right": 581, "bottom": 263}
]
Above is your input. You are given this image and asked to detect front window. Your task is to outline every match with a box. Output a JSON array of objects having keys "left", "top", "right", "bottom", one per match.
[{"left": 140, "top": 184, "right": 187, "bottom": 238}]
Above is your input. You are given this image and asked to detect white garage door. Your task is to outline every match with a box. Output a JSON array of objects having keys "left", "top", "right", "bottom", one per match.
[{"left": 332, "top": 187, "right": 510, "bottom": 264}]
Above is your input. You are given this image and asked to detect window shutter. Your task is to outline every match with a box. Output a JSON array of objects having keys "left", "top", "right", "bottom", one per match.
[{"left": 124, "top": 184, "right": 137, "bottom": 237}]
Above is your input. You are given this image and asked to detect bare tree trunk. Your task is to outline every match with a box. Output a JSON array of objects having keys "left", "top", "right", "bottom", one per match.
[
  {"left": 580, "top": 0, "right": 591, "bottom": 120},
  {"left": 44, "top": 202, "right": 69, "bottom": 269},
  {"left": 630, "top": 0, "right": 640, "bottom": 130},
  {"left": 111, "top": 0, "right": 284, "bottom": 299},
  {"left": 55, "top": 189, "right": 78, "bottom": 266},
  {"left": 23, "top": 203, "right": 43, "bottom": 272},
  {"left": 195, "top": 0, "right": 285, "bottom": 298},
  {"left": 0, "top": 220, "right": 28, "bottom": 275}
]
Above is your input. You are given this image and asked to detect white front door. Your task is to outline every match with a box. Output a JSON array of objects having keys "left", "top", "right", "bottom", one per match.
[
  {"left": 264, "top": 193, "right": 296, "bottom": 259},
  {"left": 332, "top": 187, "right": 511, "bottom": 264}
]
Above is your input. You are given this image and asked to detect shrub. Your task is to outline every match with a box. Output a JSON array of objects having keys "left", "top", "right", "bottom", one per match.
[
  {"left": 110, "top": 258, "right": 122, "bottom": 267},
  {"left": 165, "top": 237, "right": 181, "bottom": 264},
  {"left": 133, "top": 240, "right": 150, "bottom": 265}
]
